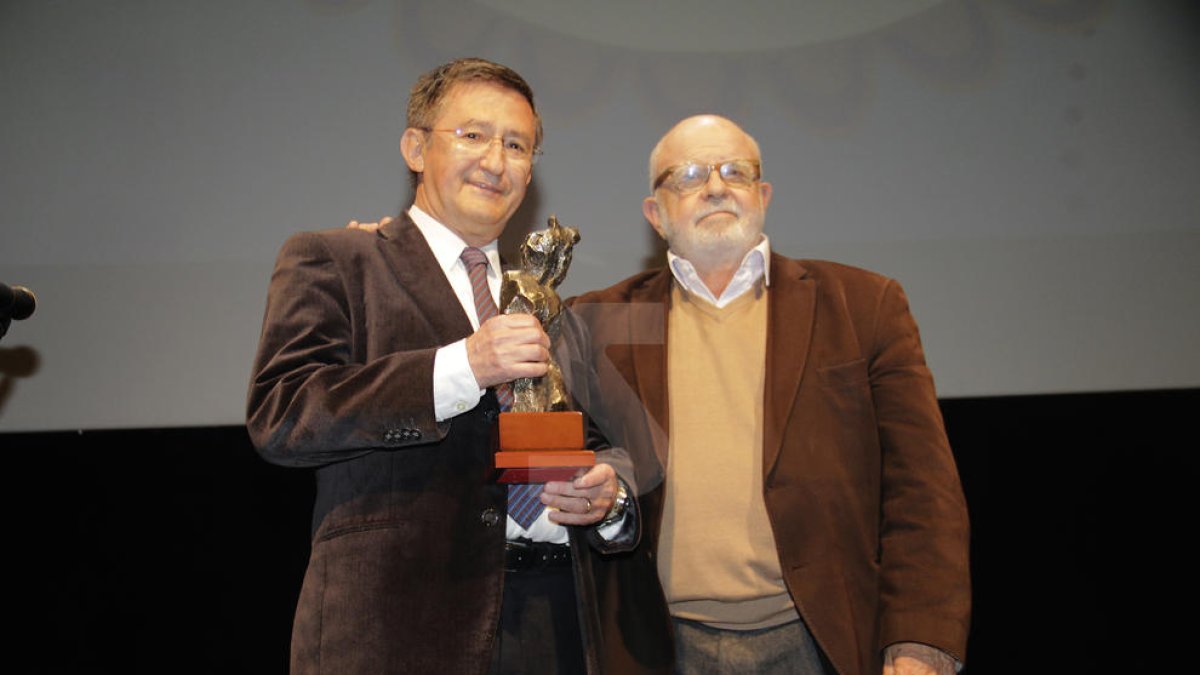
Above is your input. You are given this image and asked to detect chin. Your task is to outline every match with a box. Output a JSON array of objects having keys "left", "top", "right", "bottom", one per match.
[
  {"left": 665, "top": 215, "right": 761, "bottom": 259},
  {"left": 699, "top": 225, "right": 759, "bottom": 251},
  {"left": 463, "top": 204, "right": 512, "bottom": 228}
]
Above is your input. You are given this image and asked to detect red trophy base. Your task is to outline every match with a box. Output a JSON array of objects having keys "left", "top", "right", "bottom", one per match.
[{"left": 495, "top": 411, "right": 594, "bottom": 483}]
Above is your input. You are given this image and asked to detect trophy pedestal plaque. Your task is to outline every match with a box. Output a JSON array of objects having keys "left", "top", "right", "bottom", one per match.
[{"left": 495, "top": 411, "right": 594, "bottom": 483}]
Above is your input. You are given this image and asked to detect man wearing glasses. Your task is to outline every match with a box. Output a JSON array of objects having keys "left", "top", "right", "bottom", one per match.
[
  {"left": 569, "top": 115, "right": 970, "bottom": 675},
  {"left": 248, "top": 59, "right": 669, "bottom": 674}
]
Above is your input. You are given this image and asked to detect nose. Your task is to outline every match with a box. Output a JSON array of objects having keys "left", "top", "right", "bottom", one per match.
[
  {"left": 700, "top": 166, "right": 729, "bottom": 199},
  {"left": 478, "top": 137, "right": 507, "bottom": 174}
]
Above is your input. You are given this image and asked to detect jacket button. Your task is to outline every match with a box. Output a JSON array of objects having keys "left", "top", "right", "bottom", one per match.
[
  {"left": 480, "top": 508, "right": 501, "bottom": 527},
  {"left": 483, "top": 409, "right": 498, "bottom": 423}
]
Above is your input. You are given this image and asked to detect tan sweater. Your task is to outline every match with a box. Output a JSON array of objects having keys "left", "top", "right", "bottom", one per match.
[{"left": 658, "top": 281, "right": 800, "bottom": 630}]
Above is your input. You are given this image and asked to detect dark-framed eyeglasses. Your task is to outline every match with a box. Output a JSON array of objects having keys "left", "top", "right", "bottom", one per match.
[
  {"left": 653, "top": 159, "right": 761, "bottom": 194},
  {"left": 421, "top": 126, "right": 542, "bottom": 164}
]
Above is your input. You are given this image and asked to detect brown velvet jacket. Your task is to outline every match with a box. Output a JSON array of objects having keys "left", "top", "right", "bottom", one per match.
[
  {"left": 246, "top": 216, "right": 672, "bottom": 674},
  {"left": 564, "top": 254, "right": 971, "bottom": 675}
]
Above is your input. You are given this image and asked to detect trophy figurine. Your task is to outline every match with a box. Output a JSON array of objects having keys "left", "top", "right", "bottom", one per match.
[{"left": 493, "top": 215, "right": 594, "bottom": 482}]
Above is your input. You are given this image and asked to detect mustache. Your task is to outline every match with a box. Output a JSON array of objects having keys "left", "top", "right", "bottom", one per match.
[{"left": 695, "top": 201, "right": 740, "bottom": 221}]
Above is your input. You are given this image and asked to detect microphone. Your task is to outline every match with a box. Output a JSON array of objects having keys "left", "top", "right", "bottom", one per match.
[{"left": 1, "top": 283, "right": 37, "bottom": 321}]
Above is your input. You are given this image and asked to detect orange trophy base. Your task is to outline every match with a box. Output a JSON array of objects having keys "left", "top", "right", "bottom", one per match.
[{"left": 495, "top": 411, "right": 594, "bottom": 483}]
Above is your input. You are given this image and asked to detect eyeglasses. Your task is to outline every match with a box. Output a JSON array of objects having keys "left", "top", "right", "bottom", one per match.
[
  {"left": 421, "top": 126, "right": 542, "bottom": 164},
  {"left": 653, "top": 159, "right": 761, "bottom": 194}
]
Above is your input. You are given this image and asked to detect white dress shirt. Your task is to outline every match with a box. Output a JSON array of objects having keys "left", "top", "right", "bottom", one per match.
[
  {"left": 408, "top": 205, "right": 570, "bottom": 543},
  {"left": 666, "top": 235, "right": 772, "bottom": 307}
]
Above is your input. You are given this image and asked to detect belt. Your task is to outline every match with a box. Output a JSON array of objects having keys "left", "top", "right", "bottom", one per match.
[{"left": 504, "top": 539, "right": 571, "bottom": 572}]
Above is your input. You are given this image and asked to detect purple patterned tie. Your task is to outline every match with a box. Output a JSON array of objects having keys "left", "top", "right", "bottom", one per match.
[{"left": 460, "top": 247, "right": 544, "bottom": 528}]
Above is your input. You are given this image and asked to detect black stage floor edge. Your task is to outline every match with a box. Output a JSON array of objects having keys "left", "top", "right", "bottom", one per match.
[{"left": 3, "top": 387, "right": 1197, "bottom": 674}]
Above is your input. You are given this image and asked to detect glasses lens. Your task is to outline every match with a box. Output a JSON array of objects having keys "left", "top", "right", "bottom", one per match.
[
  {"left": 508, "top": 139, "right": 533, "bottom": 161},
  {"left": 718, "top": 160, "right": 758, "bottom": 186},
  {"left": 451, "top": 128, "right": 533, "bottom": 162},
  {"left": 662, "top": 160, "right": 759, "bottom": 193},
  {"left": 674, "top": 163, "right": 711, "bottom": 191}
]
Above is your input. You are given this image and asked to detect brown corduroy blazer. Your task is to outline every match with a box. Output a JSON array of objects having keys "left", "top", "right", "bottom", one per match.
[
  {"left": 247, "top": 215, "right": 672, "bottom": 674},
  {"left": 565, "top": 253, "right": 971, "bottom": 675}
]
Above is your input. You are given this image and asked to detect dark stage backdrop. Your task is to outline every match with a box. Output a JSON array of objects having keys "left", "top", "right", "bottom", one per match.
[{"left": 5, "top": 388, "right": 1195, "bottom": 674}]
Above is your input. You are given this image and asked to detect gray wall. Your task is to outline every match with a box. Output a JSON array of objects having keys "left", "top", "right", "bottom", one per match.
[{"left": 2, "top": 0, "right": 1198, "bottom": 431}]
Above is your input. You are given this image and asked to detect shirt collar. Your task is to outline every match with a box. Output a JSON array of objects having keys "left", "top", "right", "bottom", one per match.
[
  {"left": 667, "top": 235, "right": 772, "bottom": 308},
  {"left": 408, "top": 205, "right": 501, "bottom": 276}
]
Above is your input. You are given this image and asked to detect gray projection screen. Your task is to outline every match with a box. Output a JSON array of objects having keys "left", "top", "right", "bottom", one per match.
[{"left": 1, "top": 0, "right": 1197, "bottom": 431}]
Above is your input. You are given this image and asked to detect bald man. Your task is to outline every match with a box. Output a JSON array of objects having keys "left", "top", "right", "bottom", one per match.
[{"left": 567, "top": 115, "right": 970, "bottom": 675}]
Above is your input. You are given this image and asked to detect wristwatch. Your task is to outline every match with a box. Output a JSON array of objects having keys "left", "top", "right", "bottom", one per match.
[{"left": 598, "top": 480, "right": 630, "bottom": 527}]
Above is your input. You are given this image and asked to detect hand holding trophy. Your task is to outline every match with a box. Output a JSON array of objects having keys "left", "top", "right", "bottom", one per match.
[{"left": 493, "top": 215, "right": 595, "bottom": 482}]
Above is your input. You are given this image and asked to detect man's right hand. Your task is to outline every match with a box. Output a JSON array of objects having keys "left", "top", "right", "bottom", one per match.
[{"left": 467, "top": 314, "right": 550, "bottom": 388}]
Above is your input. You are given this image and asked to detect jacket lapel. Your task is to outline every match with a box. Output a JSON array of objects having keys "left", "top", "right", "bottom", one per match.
[
  {"left": 628, "top": 270, "right": 673, "bottom": 470},
  {"left": 377, "top": 214, "right": 475, "bottom": 342},
  {"left": 763, "top": 254, "right": 815, "bottom": 477}
]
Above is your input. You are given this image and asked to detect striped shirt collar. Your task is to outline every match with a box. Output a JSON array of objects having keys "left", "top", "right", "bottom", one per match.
[{"left": 408, "top": 205, "right": 502, "bottom": 278}]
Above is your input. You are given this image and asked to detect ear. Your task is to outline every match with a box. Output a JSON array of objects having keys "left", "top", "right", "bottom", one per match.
[
  {"left": 400, "top": 127, "right": 426, "bottom": 173},
  {"left": 758, "top": 180, "right": 773, "bottom": 212},
  {"left": 643, "top": 196, "right": 667, "bottom": 239}
]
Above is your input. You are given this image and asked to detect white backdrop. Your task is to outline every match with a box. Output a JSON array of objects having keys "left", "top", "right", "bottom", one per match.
[{"left": 2, "top": 0, "right": 1197, "bottom": 431}]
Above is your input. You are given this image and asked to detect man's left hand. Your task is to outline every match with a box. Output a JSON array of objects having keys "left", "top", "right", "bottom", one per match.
[
  {"left": 882, "top": 643, "right": 957, "bottom": 675},
  {"left": 541, "top": 463, "right": 617, "bottom": 526}
]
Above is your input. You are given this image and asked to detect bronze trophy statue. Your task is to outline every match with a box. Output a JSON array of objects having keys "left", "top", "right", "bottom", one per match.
[{"left": 493, "top": 215, "right": 593, "bottom": 482}]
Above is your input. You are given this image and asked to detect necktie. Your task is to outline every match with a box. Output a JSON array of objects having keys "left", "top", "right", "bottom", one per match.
[{"left": 460, "top": 247, "right": 544, "bottom": 529}]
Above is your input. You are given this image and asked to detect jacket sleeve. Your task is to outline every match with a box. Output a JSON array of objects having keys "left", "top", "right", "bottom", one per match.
[
  {"left": 246, "top": 232, "right": 448, "bottom": 467},
  {"left": 557, "top": 303, "right": 643, "bottom": 554},
  {"left": 585, "top": 450, "right": 642, "bottom": 554},
  {"left": 870, "top": 279, "right": 971, "bottom": 663}
]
